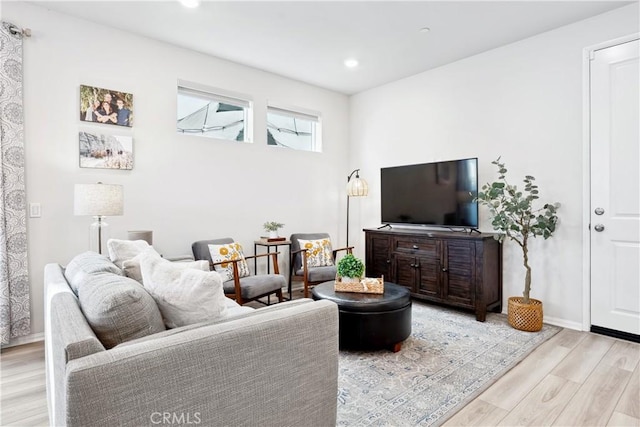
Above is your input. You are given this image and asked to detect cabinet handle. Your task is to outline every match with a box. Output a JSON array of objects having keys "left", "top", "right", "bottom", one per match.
[
  {"left": 442, "top": 267, "right": 448, "bottom": 272},
  {"left": 410, "top": 263, "right": 415, "bottom": 268},
  {"left": 415, "top": 262, "right": 420, "bottom": 268},
  {"left": 386, "top": 259, "right": 391, "bottom": 264},
  {"left": 412, "top": 244, "right": 419, "bottom": 250}
]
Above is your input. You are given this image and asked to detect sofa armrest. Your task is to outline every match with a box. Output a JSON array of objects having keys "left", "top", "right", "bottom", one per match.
[
  {"left": 45, "top": 263, "right": 105, "bottom": 427},
  {"left": 63, "top": 299, "right": 338, "bottom": 427}
]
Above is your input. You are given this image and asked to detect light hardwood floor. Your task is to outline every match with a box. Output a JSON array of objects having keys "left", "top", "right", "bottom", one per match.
[{"left": 1, "top": 329, "right": 638, "bottom": 426}]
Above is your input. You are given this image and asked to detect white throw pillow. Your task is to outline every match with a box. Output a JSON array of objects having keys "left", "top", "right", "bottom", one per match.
[
  {"left": 107, "top": 239, "right": 151, "bottom": 268},
  {"left": 140, "top": 251, "right": 228, "bottom": 328},
  {"left": 123, "top": 248, "right": 208, "bottom": 284},
  {"left": 208, "top": 242, "right": 250, "bottom": 282}
]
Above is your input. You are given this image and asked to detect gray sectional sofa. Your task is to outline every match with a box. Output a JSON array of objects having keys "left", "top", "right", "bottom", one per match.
[{"left": 45, "top": 252, "right": 339, "bottom": 426}]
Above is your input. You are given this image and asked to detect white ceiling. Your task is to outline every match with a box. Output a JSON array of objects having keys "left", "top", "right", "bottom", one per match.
[{"left": 30, "top": 0, "right": 632, "bottom": 94}]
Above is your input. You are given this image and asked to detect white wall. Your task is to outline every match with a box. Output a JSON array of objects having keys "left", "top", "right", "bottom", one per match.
[
  {"left": 349, "top": 4, "right": 639, "bottom": 329},
  {"left": 4, "top": 2, "right": 349, "bottom": 341}
]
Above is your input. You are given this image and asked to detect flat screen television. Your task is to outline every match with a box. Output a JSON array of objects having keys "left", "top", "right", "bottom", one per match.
[{"left": 380, "top": 158, "right": 479, "bottom": 228}]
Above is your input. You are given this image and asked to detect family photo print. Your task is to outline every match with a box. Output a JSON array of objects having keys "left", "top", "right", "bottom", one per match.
[{"left": 80, "top": 84, "right": 133, "bottom": 127}]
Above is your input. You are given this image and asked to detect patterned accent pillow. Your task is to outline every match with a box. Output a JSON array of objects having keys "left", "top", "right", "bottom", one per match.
[
  {"left": 208, "top": 243, "right": 250, "bottom": 282},
  {"left": 298, "top": 238, "right": 334, "bottom": 267}
]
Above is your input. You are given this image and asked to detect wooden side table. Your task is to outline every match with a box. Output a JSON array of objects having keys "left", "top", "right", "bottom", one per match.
[{"left": 253, "top": 240, "right": 292, "bottom": 296}]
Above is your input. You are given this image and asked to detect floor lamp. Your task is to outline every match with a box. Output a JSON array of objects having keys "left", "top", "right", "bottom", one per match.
[
  {"left": 346, "top": 169, "right": 368, "bottom": 247},
  {"left": 74, "top": 183, "right": 124, "bottom": 254}
]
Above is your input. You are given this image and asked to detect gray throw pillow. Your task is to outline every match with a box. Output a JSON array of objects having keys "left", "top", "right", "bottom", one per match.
[
  {"left": 64, "top": 251, "right": 123, "bottom": 295},
  {"left": 77, "top": 272, "right": 166, "bottom": 349}
]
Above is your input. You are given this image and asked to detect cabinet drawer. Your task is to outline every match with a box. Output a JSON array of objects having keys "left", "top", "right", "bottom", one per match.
[{"left": 393, "top": 237, "right": 438, "bottom": 255}]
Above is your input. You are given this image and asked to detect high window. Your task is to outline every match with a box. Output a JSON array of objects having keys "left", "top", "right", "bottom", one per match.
[
  {"left": 177, "top": 83, "right": 252, "bottom": 143},
  {"left": 267, "top": 105, "right": 321, "bottom": 152}
]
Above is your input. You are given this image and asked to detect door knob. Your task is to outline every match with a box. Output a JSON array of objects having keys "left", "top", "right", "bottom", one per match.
[
  {"left": 594, "top": 207, "right": 605, "bottom": 215},
  {"left": 594, "top": 224, "right": 605, "bottom": 232}
]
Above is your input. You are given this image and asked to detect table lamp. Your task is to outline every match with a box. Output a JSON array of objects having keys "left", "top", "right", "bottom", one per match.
[{"left": 74, "top": 183, "right": 124, "bottom": 254}]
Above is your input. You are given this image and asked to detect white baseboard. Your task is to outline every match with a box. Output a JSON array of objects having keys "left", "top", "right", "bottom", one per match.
[
  {"left": 1, "top": 332, "right": 45, "bottom": 348},
  {"left": 498, "top": 310, "right": 584, "bottom": 331},
  {"left": 541, "top": 316, "right": 583, "bottom": 331}
]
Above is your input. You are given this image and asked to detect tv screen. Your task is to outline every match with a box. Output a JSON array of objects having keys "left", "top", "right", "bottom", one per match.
[{"left": 381, "top": 158, "right": 479, "bottom": 228}]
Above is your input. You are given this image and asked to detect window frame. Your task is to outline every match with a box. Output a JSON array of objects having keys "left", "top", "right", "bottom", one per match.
[
  {"left": 266, "top": 103, "right": 322, "bottom": 152},
  {"left": 177, "top": 80, "right": 253, "bottom": 143}
]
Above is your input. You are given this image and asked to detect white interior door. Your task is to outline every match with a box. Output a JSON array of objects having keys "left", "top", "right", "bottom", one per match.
[{"left": 590, "top": 38, "right": 640, "bottom": 337}]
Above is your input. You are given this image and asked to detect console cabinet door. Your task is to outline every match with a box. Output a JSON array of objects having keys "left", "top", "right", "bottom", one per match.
[
  {"left": 415, "top": 253, "right": 440, "bottom": 299},
  {"left": 442, "top": 240, "right": 475, "bottom": 307},
  {"left": 365, "top": 233, "right": 391, "bottom": 279},
  {"left": 392, "top": 253, "right": 416, "bottom": 292}
]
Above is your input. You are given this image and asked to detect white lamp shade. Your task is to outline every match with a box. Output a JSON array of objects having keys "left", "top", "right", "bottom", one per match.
[
  {"left": 347, "top": 177, "right": 369, "bottom": 197},
  {"left": 74, "top": 183, "right": 124, "bottom": 216}
]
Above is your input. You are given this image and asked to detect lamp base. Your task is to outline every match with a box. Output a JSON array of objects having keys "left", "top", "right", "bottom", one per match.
[{"left": 89, "top": 216, "right": 109, "bottom": 255}]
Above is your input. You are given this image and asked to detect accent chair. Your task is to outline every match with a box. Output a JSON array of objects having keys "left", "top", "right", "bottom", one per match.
[
  {"left": 289, "top": 233, "right": 353, "bottom": 298},
  {"left": 192, "top": 238, "right": 284, "bottom": 305}
]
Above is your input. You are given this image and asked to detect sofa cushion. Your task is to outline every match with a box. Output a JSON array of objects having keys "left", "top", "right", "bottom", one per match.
[
  {"left": 140, "top": 251, "right": 228, "bottom": 328},
  {"left": 64, "top": 251, "right": 124, "bottom": 295},
  {"left": 295, "top": 265, "right": 337, "bottom": 282},
  {"left": 297, "top": 238, "right": 334, "bottom": 267},
  {"left": 208, "top": 242, "right": 250, "bottom": 282},
  {"left": 122, "top": 249, "right": 208, "bottom": 284},
  {"left": 76, "top": 272, "right": 166, "bottom": 349},
  {"left": 107, "top": 239, "right": 151, "bottom": 268},
  {"left": 223, "top": 274, "right": 286, "bottom": 300}
]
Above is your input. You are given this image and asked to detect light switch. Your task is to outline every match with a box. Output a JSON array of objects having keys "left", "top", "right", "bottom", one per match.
[{"left": 29, "top": 203, "right": 41, "bottom": 218}]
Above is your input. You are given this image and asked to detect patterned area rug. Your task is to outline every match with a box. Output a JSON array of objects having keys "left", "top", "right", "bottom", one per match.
[{"left": 337, "top": 301, "right": 561, "bottom": 426}]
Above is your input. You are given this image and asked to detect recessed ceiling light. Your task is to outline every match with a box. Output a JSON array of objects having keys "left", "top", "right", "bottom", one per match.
[
  {"left": 179, "top": 0, "right": 201, "bottom": 8},
  {"left": 419, "top": 27, "right": 431, "bottom": 33},
  {"left": 344, "top": 58, "right": 359, "bottom": 68}
]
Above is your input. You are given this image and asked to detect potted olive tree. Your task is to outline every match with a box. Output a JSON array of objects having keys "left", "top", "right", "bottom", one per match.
[
  {"left": 476, "top": 158, "right": 560, "bottom": 332},
  {"left": 337, "top": 253, "right": 365, "bottom": 283},
  {"left": 263, "top": 221, "right": 284, "bottom": 239}
]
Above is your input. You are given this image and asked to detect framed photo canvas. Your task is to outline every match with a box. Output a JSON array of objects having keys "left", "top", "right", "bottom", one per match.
[
  {"left": 79, "top": 131, "right": 133, "bottom": 170},
  {"left": 80, "top": 84, "right": 133, "bottom": 127}
]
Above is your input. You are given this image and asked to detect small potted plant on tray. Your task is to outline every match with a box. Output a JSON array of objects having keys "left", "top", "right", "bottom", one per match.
[
  {"left": 263, "top": 221, "right": 284, "bottom": 239},
  {"left": 476, "top": 157, "right": 560, "bottom": 332},
  {"left": 337, "top": 253, "right": 365, "bottom": 283}
]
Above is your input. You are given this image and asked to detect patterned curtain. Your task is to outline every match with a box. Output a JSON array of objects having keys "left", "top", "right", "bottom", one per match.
[{"left": 0, "top": 22, "right": 29, "bottom": 344}]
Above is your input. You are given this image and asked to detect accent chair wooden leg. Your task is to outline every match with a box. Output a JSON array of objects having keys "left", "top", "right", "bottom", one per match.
[
  {"left": 304, "top": 283, "right": 309, "bottom": 299},
  {"left": 276, "top": 289, "right": 283, "bottom": 302}
]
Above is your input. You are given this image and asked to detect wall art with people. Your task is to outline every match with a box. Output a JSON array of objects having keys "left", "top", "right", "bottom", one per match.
[{"left": 80, "top": 84, "right": 133, "bottom": 127}]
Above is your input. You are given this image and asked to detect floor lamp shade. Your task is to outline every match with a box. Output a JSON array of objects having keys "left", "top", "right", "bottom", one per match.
[
  {"left": 346, "top": 169, "right": 368, "bottom": 247},
  {"left": 74, "top": 183, "right": 124, "bottom": 254},
  {"left": 347, "top": 176, "right": 369, "bottom": 197}
]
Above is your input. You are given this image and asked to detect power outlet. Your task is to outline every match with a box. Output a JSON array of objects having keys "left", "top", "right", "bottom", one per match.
[{"left": 29, "top": 203, "right": 41, "bottom": 218}]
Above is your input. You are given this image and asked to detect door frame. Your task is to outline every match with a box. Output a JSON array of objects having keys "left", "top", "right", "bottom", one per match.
[{"left": 581, "top": 33, "right": 640, "bottom": 331}]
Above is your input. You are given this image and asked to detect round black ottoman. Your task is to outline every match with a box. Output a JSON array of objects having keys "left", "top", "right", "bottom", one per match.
[{"left": 312, "top": 281, "right": 412, "bottom": 352}]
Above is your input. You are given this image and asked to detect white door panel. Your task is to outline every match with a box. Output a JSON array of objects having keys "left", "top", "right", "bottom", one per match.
[{"left": 590, "top": 39, "right": 640, "bottom": 336}]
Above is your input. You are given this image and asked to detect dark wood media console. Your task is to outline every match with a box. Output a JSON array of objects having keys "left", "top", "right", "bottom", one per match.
[{"left": 364, "top": 228, "right": 502, "bottom": 321}]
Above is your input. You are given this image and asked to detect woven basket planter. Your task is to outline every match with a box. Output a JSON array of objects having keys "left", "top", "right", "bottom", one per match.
[{"left": 507, "top": 297, "right": 543, "bottom": 332}]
